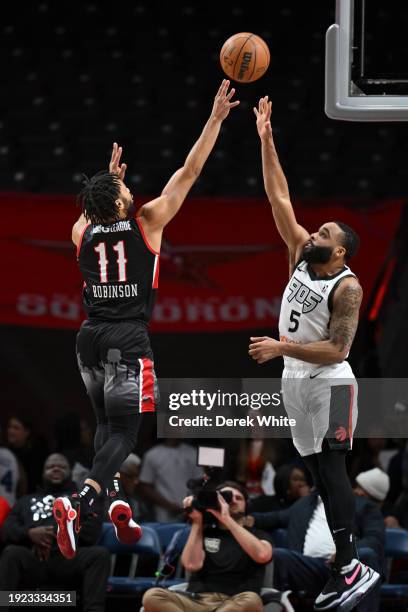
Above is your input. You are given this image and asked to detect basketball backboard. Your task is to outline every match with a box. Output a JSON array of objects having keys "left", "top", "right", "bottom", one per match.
[{"left": 325, "top": 0, "right": 408, "bottom": 121}]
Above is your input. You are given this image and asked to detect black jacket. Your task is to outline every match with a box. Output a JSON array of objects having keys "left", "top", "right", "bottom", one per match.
[
  {"left": 1, "top": 482, "right": 103, "bottom": 554},
  {"left": 253, "top": 490, "right": 385, "bottom": 560}
]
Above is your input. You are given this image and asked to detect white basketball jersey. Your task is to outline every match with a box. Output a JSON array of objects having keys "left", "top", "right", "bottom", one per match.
[
  {"left": 279, "top": 260, "right": 355, "bottom": 369},
  {"left": 0, "top": 447, "right": 19, "bottom": 507}
]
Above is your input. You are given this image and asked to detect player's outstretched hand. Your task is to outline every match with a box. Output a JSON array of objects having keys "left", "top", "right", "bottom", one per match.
[
  {"left": 109, "top": 142, "right": 127, "bottom": 180},
  {"left": 253, "top": 96, "right": 272, "bottom": 141},
  {"left": 211, "top": 79, "right": 240, "bottom": 122},
  {"left": 248, "top": 335, "right": 282, "bottom": 364}
]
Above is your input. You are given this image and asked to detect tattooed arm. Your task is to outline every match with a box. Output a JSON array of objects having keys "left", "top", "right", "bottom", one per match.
[
  {"left": 328, "top": 279, "right": 363, "bottom": 357},
  {"left": 249, "top": 278, "right": 363, "bottom": 365}
]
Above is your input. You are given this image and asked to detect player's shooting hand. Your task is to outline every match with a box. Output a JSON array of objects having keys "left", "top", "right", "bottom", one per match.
[
  {"left": 109, "top": 142, "right": 127, "bottom": 180},
  {"left": 249, "top": 336, "right": 282, "bottom": 364},
  {"left": 253, "top": 96, "right": 272, "bottom": 141},
  {"left": 211, "top": 79, "right": 240, "bottom": 122},
  {"left": 207, "top": 493, "right": 232, "bottom": 527}
]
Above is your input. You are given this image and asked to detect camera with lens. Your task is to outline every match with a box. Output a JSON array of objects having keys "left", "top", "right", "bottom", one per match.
[{"left": 186, "top": 446, "right": 231, "bottom": 514}]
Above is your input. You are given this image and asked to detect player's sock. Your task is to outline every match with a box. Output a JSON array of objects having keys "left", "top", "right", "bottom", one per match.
[
  {"left": 78, "top": 482, "right": 99, "bottom": 510},
  {"left": 106, "top": 473, "right": 126, "bottom": 502},
  {"left": 332, "top": 526, "right": 354, "bottom": 568}
]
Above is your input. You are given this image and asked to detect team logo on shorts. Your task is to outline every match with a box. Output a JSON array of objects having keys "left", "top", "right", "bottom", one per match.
[
  {"left": 335, "top": 426, "right": 347, "bottom": 442},
  {"left": 287, "top": 277, "right": 323, "bottom": 313}
]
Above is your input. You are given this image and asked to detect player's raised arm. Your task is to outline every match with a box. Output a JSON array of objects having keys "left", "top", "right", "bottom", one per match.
[
  {"left": 138, "top": 80, "right": 239, "bottom": 242},
  {"left": 72, "top": 142, "right": 127, "bottom": 246},
  {"left": 254, "top": 97, "right": 310, "bottom": 263}
]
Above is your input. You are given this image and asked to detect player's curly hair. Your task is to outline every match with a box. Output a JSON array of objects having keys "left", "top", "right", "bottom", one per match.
[
  {"left": 335, "top": 221, "right": 360, "bottom": 261},
  {"left": 77, "top": 171, "right": 122, "bottom": 225}
]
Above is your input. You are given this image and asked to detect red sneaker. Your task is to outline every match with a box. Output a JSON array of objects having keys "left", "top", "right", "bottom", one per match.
[
  {"left": 108, "top": 500, "right": 142, "bottom": 544},
  {"left": 53, "top": 496, "right": 81, "bottom": 559}
]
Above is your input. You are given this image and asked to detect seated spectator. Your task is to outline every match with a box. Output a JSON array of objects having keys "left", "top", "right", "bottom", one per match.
[
  {"left": 0, "top": 423, "right": 23, "bottom": 505},
  {"left": 236, "top": 438, "right": 279, "bottom": 498},
  {"left": 143, "top": 481, "right": 273, "bottom": 612},
  {"left": 0, "top": 453, "right": 109, "bottom": 612},
  {"left": 139, "top": 439, "right": 203, "bottom": 522},
  {"left": 6, "top": 415, "right": 49, "bottom": 494},
  {"left": 113, "top": 453, "right": 151, "bottom": 522},
  {"left": 386, "top": 440, "right": 406, "bottom": 504},
  {"left": 384, "top": 440, "right": 408, "bottom": 528},
  {"left": 248, "top": 468, "right": 387, "bottom": 612},
  {"left": 348, "top": 436, "right": 387, "bottom": 482},
  {"left": 354, "top": 467, "right": 390, "bottom": 508},
  {"left": 250, "top": 463, "right": 311, "bottom": 513}
]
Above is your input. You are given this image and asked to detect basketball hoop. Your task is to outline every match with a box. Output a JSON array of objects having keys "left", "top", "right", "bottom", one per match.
[{"left": 325, "top": 0, "right": 408, "bottom": 121}]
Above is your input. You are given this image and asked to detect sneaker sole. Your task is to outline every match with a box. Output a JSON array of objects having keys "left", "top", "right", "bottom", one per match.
[
  {"left": 338, "top": 570, "right": 381, "bottom": 612},
  {"left": 53, "top": 497, "right": 77, "bottom": 559},
  {"left": 108, "top": 500, "right": 142, "bottom": 544}
]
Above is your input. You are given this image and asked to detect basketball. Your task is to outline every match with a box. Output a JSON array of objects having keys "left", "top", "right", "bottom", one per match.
[{"left": 220, "top": 33, "right": 270, "bottom": 83}]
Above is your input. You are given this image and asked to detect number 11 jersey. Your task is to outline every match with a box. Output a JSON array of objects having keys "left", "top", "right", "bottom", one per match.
[
  {"left": 278, "top": 259, "right": 355, "bottom": 369},
  {"left": 77, "top": 217, "right": 159, "bottom": 323}
]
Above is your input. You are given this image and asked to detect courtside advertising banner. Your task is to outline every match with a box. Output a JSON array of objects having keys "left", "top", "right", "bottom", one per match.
[{"left": 1, "top": 193, "right": 402, "bottom": 331}]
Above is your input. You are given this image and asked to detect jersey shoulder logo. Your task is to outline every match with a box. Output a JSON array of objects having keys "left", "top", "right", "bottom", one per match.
[{"left": 287, "top": 276, "right": 323, "bottom": 313}]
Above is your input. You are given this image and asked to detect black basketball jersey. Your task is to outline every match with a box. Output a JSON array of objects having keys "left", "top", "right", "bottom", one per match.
[{"left": 77, "top": 217, "right": 159, "bottom": 322}]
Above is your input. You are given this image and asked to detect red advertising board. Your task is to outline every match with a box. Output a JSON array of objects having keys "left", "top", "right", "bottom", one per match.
[{"left": 0, "top": 193, "right": 402, "bottom": 331}]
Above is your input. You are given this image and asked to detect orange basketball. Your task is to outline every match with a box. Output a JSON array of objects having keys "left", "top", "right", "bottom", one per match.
[{"left": 220, "top": 32, "right": 270, "bottom": 83}]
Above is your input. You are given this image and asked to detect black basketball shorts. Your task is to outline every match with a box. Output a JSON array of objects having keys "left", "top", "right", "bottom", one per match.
[{"left": 76, "top": 319, "right": 159, "bottom": 417}]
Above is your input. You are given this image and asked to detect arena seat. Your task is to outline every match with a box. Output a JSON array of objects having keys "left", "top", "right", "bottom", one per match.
[
  {"left": 1, "top": 0, "right": 405, "bottom": 197},
  {"left": 98, "top": 522, "right": 161, "bottom": 594},
  {"left": 380, "top": 528, "right": 408, "bottom": 604},
  {"left": 142, "top": 522, "right": 189, "bottom": 552}
]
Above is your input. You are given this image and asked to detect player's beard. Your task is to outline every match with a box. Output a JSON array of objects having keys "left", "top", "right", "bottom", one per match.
[{"left": 302, "top": 244, "right": 333, "bottom": 264}]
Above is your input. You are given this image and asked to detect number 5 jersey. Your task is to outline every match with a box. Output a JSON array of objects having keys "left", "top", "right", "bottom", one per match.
[{"left": 278, "top": 259, "right": 356, "bottom": 369}]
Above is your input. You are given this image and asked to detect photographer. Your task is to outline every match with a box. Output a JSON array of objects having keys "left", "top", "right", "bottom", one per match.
[{"left": 143, "top": 481, "right": 273, "bottom": 612}]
